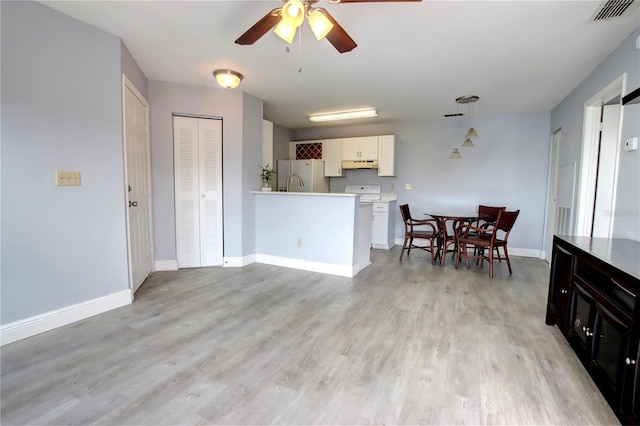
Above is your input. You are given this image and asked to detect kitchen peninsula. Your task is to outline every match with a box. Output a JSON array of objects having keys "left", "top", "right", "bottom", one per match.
[{"left": 253, "top": 192, "right": 372, "bottom": 277}]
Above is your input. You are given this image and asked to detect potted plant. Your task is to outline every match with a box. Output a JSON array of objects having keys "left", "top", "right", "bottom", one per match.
[{"left": 259, "top": 164, "right": 276, "bottom": 191}]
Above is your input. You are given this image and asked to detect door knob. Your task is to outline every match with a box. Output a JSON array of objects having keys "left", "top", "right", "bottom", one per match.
[{"left": 129, "top": 201, "right": 138, "bottom": 207}]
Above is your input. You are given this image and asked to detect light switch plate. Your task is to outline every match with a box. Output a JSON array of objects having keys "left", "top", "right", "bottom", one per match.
[
  {"left": 56, "top": 170, "right": 81, "bottom": 186},
  {"left": 625, "top": 137, "right": 638, "bottom": 152}
]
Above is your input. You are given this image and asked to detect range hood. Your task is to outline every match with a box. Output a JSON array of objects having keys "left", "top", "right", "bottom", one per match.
[{"left": 341, "top": 160, "right": 379, "bottom": 169}]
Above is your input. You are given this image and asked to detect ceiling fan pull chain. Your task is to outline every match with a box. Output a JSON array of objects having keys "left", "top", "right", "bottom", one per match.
[{"left": 298, "top": 26, "right": 303, "bottom": 73}]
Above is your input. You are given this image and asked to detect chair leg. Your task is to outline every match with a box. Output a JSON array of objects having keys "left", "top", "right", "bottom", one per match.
[
  {"left": 495, "top": 246, "right": 502, "bottom": 262},
  {"left": 400, "top": 236, "right": 408, "bottom": 261},
  {"left": 430, "top": 238, "right": 436, "bottom": 265},
  {"left": 488, "top": 246, "right": 494, "bottom": 278},
  {"left": 504, "top": 246, "right": 512, "bottom": 274}
]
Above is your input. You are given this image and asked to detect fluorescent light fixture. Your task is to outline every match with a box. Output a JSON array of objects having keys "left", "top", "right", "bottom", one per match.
[{"left": 308, "top": 109, "right": 378, "bottom": 122}]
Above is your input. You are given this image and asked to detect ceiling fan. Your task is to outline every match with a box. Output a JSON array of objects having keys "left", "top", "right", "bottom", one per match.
[{"left": 235, "top": 0, "right": 422, "bottom": 53}]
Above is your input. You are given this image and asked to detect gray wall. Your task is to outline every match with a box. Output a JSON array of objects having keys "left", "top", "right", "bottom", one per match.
[
  {"left": 294, "top": 113, "right": 551, "bottom": 251},
  {"left": 121, "top": 41, "right": 148, "bottom": 99},
  {"left": 1, "top": 1, "right": 130, "bottom": 324},
  {"left": 147, "top": 81, "right": 263, "bottom": 262},
  {"left": 551, "top": 28, "right": 640, "bottom": 241}
]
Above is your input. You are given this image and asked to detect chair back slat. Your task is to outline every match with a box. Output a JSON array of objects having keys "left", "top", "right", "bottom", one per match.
[
  {"left": 495, "top": 209, "right": 520, "bottom": 235},
  {"left": 400, "top": 204, "right": 412, "bottom": 222},
  {"left": 478, "top": 205, "right": 506, "bottom": 222}
]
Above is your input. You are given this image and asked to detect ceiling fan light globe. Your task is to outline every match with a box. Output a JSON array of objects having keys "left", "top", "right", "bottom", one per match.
[
  {"left": 308, "top": 8, "right": 333, "bottom": 40},
  {"left": 274, "top": 20, "right": 296, "bottom": 43},
  {"left": 281, "top": 0, "right": 304, "bottom": 27}
]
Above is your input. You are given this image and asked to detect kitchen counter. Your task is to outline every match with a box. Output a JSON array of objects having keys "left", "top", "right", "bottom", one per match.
[{"left": 253, "top": 192, "right": 372, "bottom": 277}]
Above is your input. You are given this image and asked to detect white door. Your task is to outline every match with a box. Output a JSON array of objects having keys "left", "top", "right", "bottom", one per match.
[
  {"left": 591, "top": 104, "right": 620, "bottom": 238},
  {"left": 123, "top": 76, "right": 153, "bottom": 293},
  {"left": 174, "top": 116, "right": 223, "bottom": 268}
]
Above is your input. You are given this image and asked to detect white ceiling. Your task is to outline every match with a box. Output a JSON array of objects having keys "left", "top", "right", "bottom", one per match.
[{"left": 40, "top": 1, "right": 639, "bottom": 129}]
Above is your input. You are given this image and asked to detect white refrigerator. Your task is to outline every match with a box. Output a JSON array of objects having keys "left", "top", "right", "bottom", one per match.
[{"left": 277, "top": 159, "right": 329, "bottom": 193}]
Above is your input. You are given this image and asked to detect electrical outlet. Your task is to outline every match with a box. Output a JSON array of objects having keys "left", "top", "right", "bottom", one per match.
[
  {"left": 297, "top": 238, "right": 303, "bottom": 248},
  {"left": 405, "top": 183, "right": 412, "bottom": 190},
  {"left": 625, "top": 137, "right": 638, "bottom": 151},
  {"left": 56, "top": 171, "right": 81, "bottom": 186},
  {"left": 391, "top": 183, "right": 396, "bottom": 190},
  {"left": 331, "top": 183, "right": 336, "bottom": 189}
]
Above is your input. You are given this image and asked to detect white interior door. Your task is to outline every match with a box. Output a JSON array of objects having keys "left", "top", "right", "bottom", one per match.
[
  {"left": 591, "top": 104, "right": 620, "bottom": 238},
  {"left": 123, "top": 76, "right": 153, "bottom": 293},
  {"left": 174, "top": 116, "right": 223, "bottom": 268}
]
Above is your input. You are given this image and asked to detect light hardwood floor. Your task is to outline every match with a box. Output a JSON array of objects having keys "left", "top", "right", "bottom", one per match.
[{"left": 1, "top": 248, "right": 620, "bottom": 425}]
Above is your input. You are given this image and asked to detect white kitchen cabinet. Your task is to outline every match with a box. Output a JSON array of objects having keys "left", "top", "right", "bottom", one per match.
[
  {"left": 323, "top": 138, "right": 344, "bottom": 177},
  {"left": 342, "top": 136, "right": 378, "bottom": 161},
  {"left": 377, "top": 135, "right": 396, "bottom": 177},
  {"left": 371, "top": 201, "right": 396, "bottom": 249}
]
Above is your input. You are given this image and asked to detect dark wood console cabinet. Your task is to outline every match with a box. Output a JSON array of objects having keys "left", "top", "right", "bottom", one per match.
[{"left": 546, "top": 235, "right": 640, "bottom": 424}]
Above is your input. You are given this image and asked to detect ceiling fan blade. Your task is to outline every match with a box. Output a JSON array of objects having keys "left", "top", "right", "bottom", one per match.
[
  {"left": 323, "top": 10, "right": 357, "bottom": 53},
  {"left": 235, "top": 8, "right": 282, "bottom": 45}
]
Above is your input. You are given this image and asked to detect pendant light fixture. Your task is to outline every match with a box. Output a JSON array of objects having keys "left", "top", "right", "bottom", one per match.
[
  {"left": 456, "top": 95, "right": 479, "bottom": 147},
  {"left": 449, "top": 147, "right": 462, "bottom": 159}
]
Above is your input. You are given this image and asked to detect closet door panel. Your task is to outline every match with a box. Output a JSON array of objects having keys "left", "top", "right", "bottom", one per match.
[
  {"left": 173, "top": 116, "right": 200, "bottom": 268},
  {"left": 199, "top": 118, "right": 223, "bottom": 266}
]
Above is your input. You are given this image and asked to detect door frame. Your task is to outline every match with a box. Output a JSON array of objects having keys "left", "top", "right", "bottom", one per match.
[
  {"left": 575, "top": 74, "right": 625, "bottom": 237},
  {"left": 122, "top": 74, "right": 154, "bottom": 297},
  {"left": 543, "top": 129, "right": 561, "bottom": 263}
]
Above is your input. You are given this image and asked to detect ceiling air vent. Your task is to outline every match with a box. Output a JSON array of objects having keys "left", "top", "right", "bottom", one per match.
[{"left": 592, "top": 0, "right": 635, "bottom": 20}]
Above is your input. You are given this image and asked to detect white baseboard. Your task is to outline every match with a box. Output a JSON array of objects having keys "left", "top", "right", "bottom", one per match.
[
  {"left": 224, "top": 254, "right": 256, "bottom": 267},
  {"left": 393, "top": 238, "right": 541, "bottom": 258},
  {"left": 0, "top": 290, "right": 132, "bottom": 346},
  {"left": 155, "top": 260, "right": 178, "bottom": 271},
  {"left": 256, "top": 254, "right": 357, "bottom": 277}
]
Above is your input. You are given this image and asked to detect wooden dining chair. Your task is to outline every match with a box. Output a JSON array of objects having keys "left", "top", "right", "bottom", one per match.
[
  {"left": 474, "top": 205, "right": 506, "bottom": 260},
  {"left": 455, "top": 209, "right": 520, "bottom": 278},
  {"left": 399, "top": 204, "right": 438, "bottom": 264}
]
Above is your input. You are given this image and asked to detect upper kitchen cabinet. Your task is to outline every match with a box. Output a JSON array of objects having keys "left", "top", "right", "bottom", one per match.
[
  {"left": 323, "top": 138, "right": 344, "bottom": 177},
  {"left": 342, "top": 136, "right": 378, "bottom": 161},
  {"left": 377, "top": 135, "right": 395, "bottom": 177}
]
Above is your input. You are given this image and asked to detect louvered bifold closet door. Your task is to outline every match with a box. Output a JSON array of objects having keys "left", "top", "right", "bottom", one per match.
[
  {"left": 198, "top": 118, "right": 222, "bottom": 266},
  {"left": 173, "top": 116, "right": 223, "bottom": 268}
]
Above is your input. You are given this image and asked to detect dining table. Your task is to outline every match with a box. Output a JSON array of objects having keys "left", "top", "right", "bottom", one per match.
[{"left": 426, "top": 212, "right": 489, "bottom": 266}]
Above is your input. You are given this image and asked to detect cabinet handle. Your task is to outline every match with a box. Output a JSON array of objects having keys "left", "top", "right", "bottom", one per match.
[
  {"left": 561, "top": 289, "right": 568, "bottom": 294},
  {"left": 626, "top": 358, "right": 636, "bottom": 365}
]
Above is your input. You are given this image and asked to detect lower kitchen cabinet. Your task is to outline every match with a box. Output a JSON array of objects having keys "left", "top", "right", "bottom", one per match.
[
  {"left": 546, "top": 235, "right": 640, "bottom": 424},
  {"left": 371, "top": 201, "right": 396, "bottom": 250}
]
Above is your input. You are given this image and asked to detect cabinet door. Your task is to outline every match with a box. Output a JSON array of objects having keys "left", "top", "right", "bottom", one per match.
[
  {"left": 323, "top": 139, "right": 344, "bottom": 177},
  {"left": 546, "top": 243, "right": 574, "bottom": 330},
  {"left": 378, "top": 135, "right": 395, "bottom": 176},
  {"left": 342, "top": 136, "right": 378, "bottom": 160},
  {"left": 372, "top": 211, "right": 387, "bottom": 245},
  {"left": 568, "top": 282, "right": 596, "bottom": 357},
  {"left": 591, "top": 298, "right": 636, "bottom": 419}
]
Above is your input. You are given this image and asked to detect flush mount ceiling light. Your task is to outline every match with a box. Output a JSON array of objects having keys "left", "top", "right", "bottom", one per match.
[
  {"left": 213, "top": 69, "right": 243, "bottom": 89},
  {"left": 308, "top": 109, "right": 378, "bottom": 122}
]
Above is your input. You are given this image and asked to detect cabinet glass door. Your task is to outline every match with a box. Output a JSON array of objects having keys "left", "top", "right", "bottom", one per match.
[{"left": 570, "top": 284, "right": 595, "bottom": 353}]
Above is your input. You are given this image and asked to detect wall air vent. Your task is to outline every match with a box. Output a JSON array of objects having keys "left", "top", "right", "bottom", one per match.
[
  {"left": 444, "top": 113, "right": 464, "bottom": 118},
  {"left": 592, "top": 0, "right": 635, "bottom": 20}
]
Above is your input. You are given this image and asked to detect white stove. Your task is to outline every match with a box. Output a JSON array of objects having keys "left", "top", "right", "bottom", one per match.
[{"left": 345, "top": 185, "right": 381, "bottom": 203}]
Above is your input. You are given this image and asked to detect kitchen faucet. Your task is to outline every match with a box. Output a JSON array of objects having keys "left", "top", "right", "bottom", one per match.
[{"left": 286, "top": 173, "right": 304, "bottom": 192}]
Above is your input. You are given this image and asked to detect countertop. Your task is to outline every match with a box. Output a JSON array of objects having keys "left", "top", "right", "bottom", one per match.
[
  {"left": 252, "top": 191, "right": 357, "bottom": 197},
  {"left": 555, "top": 235, "right": 640, "bottom": 280}
]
